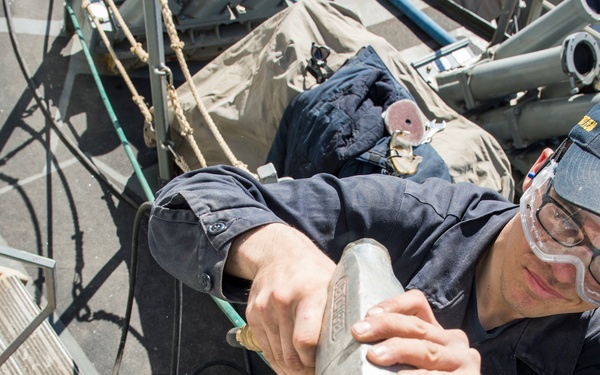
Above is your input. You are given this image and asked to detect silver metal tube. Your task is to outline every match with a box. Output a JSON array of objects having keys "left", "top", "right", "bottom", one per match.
[
  {"left": 466, "top": 46, "right": 565, "bottom": 101},
  {"left": 436, "top": 32, "right": 599, "bottom": 108},
  {"left": 542, "top": 0, "right": 600, "bottom": 40},
  {"left": 492, "top": 0, "right": 600, "bottom": 60},
  {"left": 525, "top": 0, "right": 545, "bottom": 25},
  {"left": 477, "top": 93, "right": 600, "bottom": 147},
  {"left": 143, "top": 0, "right": 175, "bottom": 183}
]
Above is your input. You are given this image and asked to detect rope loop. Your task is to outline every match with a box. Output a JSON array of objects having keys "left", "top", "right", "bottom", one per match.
[
  {"left": 130, "top": 43, "right": 149, "bottom": 62},
  {"left": 179, "top": 127, "right": 193, "bottom": 137},
  {"left": 171, "top": 40, "right": 185, "bottom": 51}
]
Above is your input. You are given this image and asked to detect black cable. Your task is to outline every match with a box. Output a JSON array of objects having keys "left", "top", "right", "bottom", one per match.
[
  {"left": 4, "top": 0, "right": 152, "bottom": 371},
  {"left": 112, "top": 200, "right": 153, "bottom": 375},
  {"left": 191, "top": 359, "right": 252, "bottom": 375},
  {"left": 2, "top": 0, "right": 142, "bottom": 211},
  {"left": 6, "top": 3, "right": 255, "bottom": 374},
  {"left": 243, "top": 347, "right": 253, "bottom": 374},
  {"left": 2, "top": 3, "right": 230, "bottom": 375},
  {"left": 171, "top": 280, "right": 183, "bottom": 375}
]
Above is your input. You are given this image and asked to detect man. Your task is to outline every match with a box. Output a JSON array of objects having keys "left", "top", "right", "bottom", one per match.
[{"left": 148, "top": 104, "right": 600, "bottom": 374}]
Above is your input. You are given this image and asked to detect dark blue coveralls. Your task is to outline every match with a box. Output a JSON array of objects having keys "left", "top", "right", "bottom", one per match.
[{"left": 148, "top": 165, "right": 600, "bottom": 374}]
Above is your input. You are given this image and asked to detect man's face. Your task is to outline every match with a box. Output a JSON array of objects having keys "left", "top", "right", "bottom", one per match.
[{"left": 499, "top": 215, "right": 597, "bottom": 317}]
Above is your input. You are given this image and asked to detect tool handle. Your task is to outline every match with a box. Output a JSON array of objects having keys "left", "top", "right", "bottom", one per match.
[{"left": 227, "top": 324, "right": 262, "bottom": 352}]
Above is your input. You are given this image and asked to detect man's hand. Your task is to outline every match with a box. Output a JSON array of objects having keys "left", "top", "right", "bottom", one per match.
[
  {"left": 227, "top": 223, "right": 336, "bottom": 375},
  {"left": 351, "top": 290, "right": 481, "bottom": 374}
]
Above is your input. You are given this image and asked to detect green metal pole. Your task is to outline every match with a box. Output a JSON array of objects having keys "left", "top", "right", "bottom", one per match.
[
  {"left": 65, "top": 1, "right": 154, "bottom": 202},
  {"left": 64, "top": 0, "right": 269, "bottom": 366},
  {"left": 142, "top": 0, "right": 176, "bottom": 184}
]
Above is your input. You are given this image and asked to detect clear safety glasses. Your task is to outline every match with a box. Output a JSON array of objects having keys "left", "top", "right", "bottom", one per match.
[{"left": 520, "top": 160, "right": 600, "bottom": 305}]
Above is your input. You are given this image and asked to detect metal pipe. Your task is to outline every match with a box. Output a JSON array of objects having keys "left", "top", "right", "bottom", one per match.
[
  {"left": 525, "top": 0, "right": 545, "bottom": 25},
  {"left": 492, "top": 0, "right": 600, "bottom": 60},
  {"left": 143, "top": 0, "right": 176, "bottom": 184},
  {"left": 477, "top": 93, "right": 600, "bottom": 148},
  {"left": 66, "top": 0, "right": 156, "bottom": 202},
  {"left": 386, "top": 0, "right": 456, "bottom": 46},
  {"left": 436, "top": 32, "right": 599, "bottom": 108},
  {"left": 542, "top": 0, "right": 600, "bottom": 40}
]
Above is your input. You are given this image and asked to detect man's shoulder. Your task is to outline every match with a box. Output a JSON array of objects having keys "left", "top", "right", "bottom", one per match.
[
  {"left": 585, "top": 308, "right": 600, "bottom": 337},
  {"left": 574, "top": 309, "right": 600, "bottom": 371},
  {"left": 402, "top": 178, "right": 515, "bottom": 218}
]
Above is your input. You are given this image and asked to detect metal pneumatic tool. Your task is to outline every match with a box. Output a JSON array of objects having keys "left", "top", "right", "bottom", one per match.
[{"left": 227, "top": 238, "right": 410, "bottom": 374}]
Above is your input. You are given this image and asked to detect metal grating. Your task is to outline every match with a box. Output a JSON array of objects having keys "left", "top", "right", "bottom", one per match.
[{"left": 0, "top": 275, "right": 80, "bottom": 375}]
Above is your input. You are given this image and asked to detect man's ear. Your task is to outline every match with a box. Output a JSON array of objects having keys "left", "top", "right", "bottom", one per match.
[{"left": 522, "top": 148, "right": 554, "bottom": 192}]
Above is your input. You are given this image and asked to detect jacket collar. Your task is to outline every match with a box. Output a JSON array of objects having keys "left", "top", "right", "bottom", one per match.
[
  {"left": 408, "top": 207, "right": 517, "bottom": 327},
  {"left": 515, "top": 312, "right": 590, "bottom": 374}
]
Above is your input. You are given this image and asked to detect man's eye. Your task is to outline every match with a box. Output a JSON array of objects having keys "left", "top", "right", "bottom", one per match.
[
  {"left": 549, "top": 207, "right": 580, "bottom": 239},
  {"left": 557, "top": 214, "right": 578, "bottom": 232}
]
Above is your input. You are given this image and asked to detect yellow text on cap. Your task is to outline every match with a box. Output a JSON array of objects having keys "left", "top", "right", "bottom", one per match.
[{"left": 579, "top": 115, "right": 598, "bottom": 132}]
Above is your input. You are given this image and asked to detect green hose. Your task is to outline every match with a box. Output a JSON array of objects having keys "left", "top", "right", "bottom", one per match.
[
  {"left": 63, "top": 0, "right": 264, "bottom": 365},
  {"left": 64, "top": 1, "right": 154, "bottom": 202}
]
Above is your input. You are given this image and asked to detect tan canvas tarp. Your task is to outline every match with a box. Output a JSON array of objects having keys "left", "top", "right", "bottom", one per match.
[{"left": 146, "top": 0, "right": 514, "bottom": 199}]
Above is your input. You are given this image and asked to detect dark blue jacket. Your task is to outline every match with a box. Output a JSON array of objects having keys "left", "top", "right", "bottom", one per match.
[
  {"left": 266, "top": 46, "right": 451, "bottom": 182},
  {"left": 148, "top": 166, "right": 599, "bottom": 374}
]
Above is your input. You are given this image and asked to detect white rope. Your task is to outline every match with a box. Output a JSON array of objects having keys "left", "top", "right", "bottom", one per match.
[
  {"left": 157, "top": 0, "right": 249, "bottom": 172},
  {"left": 84, "top": 0, "right": 250, "bottom": 173}
]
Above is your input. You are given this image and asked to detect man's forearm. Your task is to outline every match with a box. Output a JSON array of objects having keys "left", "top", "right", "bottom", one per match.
[{"left": 226, "top": 222, "right": 325, "bottom": 280}]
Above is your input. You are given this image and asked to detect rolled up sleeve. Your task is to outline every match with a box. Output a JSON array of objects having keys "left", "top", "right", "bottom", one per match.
[
  {"left": 148, "top": 166, "right": 285, "bottom": 302},
  {"left": 148, "top": 164, "right": 439, "bottom": 302}
]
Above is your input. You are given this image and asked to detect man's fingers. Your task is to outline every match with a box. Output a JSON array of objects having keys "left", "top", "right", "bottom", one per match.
[
  {"left": 291, "top": 297, "right": 327, "bottom": 368},
  {"left": 365, "top": 337, "right": 481, "bottom": 372},
  {"left": 247, "top": 291, "right": 286, "bottom": 373},
  {"left": 278, "top": 313, "right": 307, "bottom": 372},
  {"left": 367, "top": 289, "right": 441, "bottom": 327},
  {"left": 239, "top": 226, "right": 335, "bottom": 375},
  {"left": 247, "top": 282, "right": 322, "bottom": 374},
  {"left": 351, "top": 291, "right": 480, "bottom": 374},
  {"left": 247, "top": 306, "right": 318, "bottom": 375},
  {"left": 352, "top": 312, "right": 469, "bottom": 348}
]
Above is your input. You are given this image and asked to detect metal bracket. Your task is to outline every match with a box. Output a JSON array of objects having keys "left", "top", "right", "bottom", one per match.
[
  {"left": 503, "top": 105, "right": 527, "bottom": 149},
  {"left": 422, "top": 119, "right": 446, "bottom": 144},
  {"left": 568, "top": 74, "right": 579, "bottom": 95},
  {"left": 411, "top": 38, "right": 473, "bottom": 84},
  {"left": 153, "top": 64, "right": 174, "bottom": 88},
  {"left": 256, "top": 163, "right": 293, "bottom": 184},
  {"left": 456, "top": 70, "right": 476, "bottom": 110}
]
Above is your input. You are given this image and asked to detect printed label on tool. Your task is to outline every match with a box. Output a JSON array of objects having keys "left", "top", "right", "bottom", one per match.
[{"left": 331, "top": 276, "right": 348, "bottom": 341}]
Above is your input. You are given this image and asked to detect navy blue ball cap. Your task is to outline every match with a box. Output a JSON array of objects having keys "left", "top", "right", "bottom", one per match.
[{"left": 554, "top": 103, "right": 600, "bottom": 216}]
